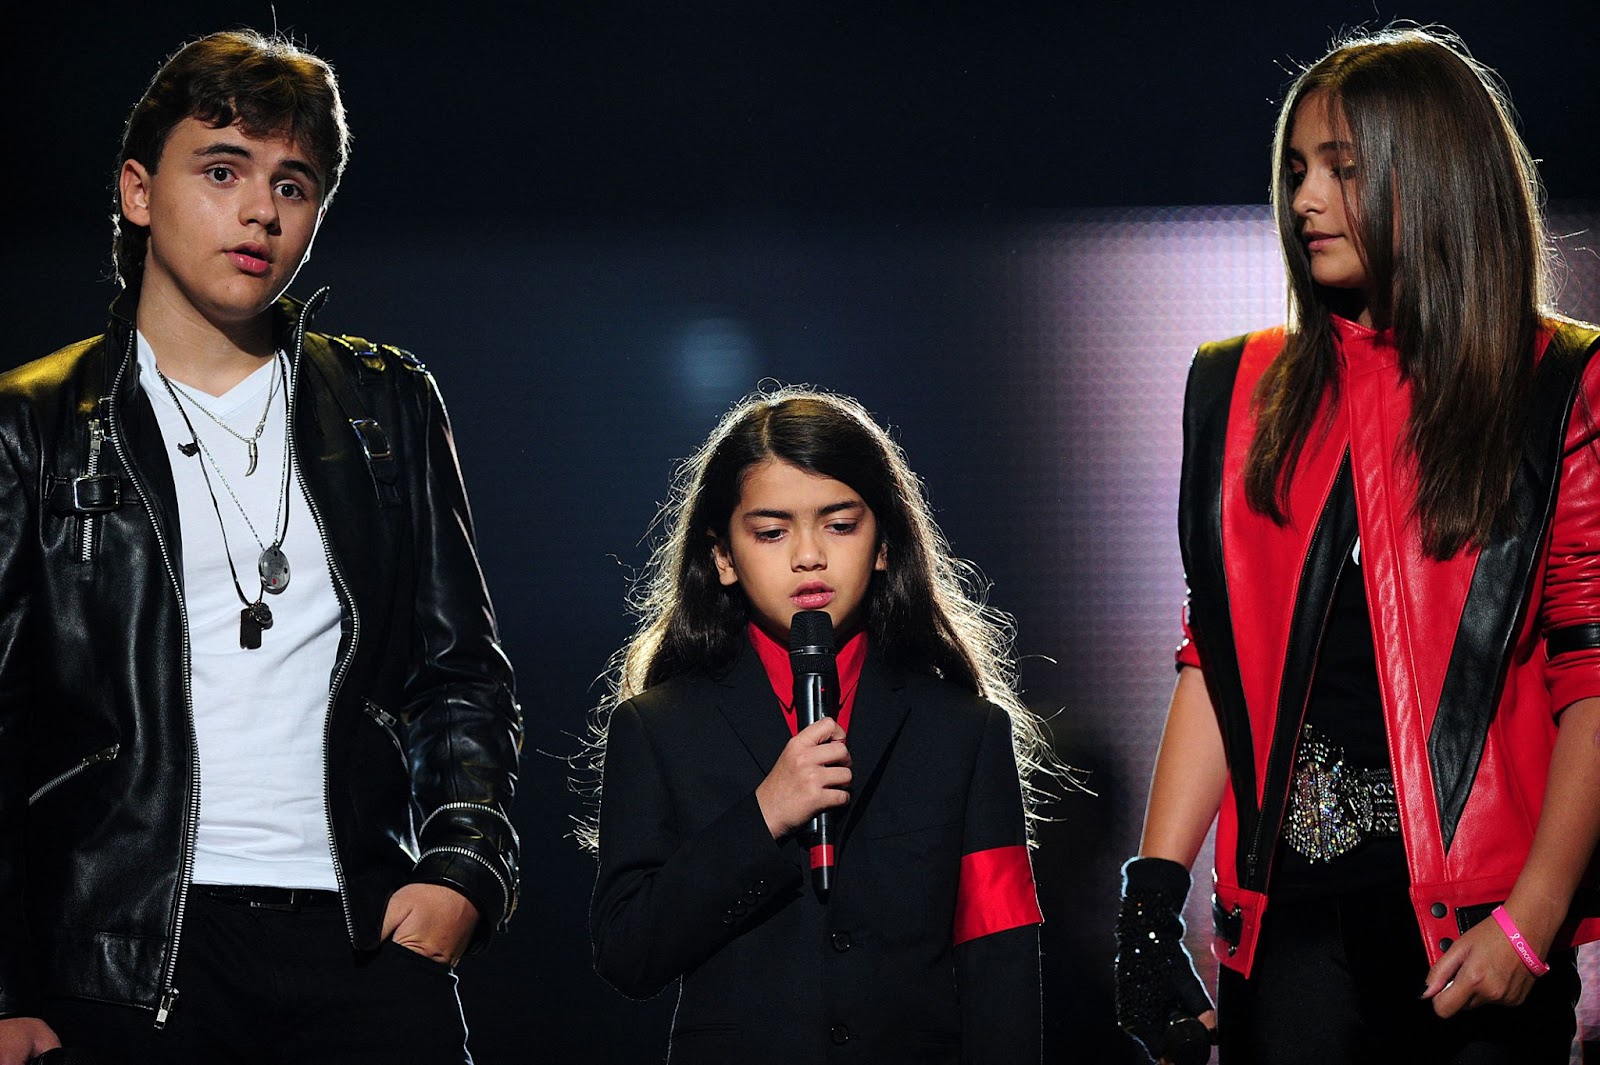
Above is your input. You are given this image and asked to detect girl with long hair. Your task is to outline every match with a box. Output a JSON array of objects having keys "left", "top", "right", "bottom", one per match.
[
  {"left": 583, "top": 386, "right": 1053, "bottom": 1063},
  {"left": 1115, "top": 26, "right": 1600, "bottom": 1064}
]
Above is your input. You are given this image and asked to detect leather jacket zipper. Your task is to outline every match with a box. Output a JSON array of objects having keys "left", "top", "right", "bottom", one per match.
[
  {"left": 283, "top": 290, "right": 362, "bottom": 944},
  {"left": 364, "top": 699, "right": 403, "bottom": 757},
  {"left": 78, "top": 416, "right": 105, "bottom": 562},
  {"left": 28, "top": 744, "right": 119, "bottom": 806},
  {"left": 100, "top": 323, "right": 198, "bottom": 1030},
  {"left": 416, "top": 845, "right": 513, "bottom": 926},
  {"left": 413, "top": 802, "right": 517, "bottom": 927},
  {"left": 417, "top": 801, "right": 519, "bottom": 845}
]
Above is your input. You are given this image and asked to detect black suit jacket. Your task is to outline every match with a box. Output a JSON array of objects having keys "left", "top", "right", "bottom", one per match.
[{"left": 591, "top": 646, "right": 1041, "bottom": 1064}]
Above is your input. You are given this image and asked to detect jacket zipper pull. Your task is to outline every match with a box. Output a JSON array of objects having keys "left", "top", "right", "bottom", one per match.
[
  {"left": 154, "top": 987, "right": 180, "bottom": 1028},
  {"left": 79, "top": 417, "right": 106, "bottom": 562}
]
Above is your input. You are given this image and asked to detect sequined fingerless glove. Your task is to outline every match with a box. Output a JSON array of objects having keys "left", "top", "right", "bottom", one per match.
[{"left": 1114, "top": 856, "right": 1215, "bottom": 1064}]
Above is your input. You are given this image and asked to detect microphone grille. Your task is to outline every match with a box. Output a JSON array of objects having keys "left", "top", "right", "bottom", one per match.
[{"left": 788, "top": 609, "right": 835, "bottom": 653}]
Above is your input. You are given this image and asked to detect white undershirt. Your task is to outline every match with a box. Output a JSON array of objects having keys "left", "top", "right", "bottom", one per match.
[{"left": 138, "top": 333, "right": 341, "bottom": 889}]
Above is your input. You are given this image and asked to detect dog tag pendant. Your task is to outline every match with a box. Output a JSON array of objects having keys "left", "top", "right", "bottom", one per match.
[
  {"left": 239, "top": 601, "right": 274, "bottom": 649},
  {"left": 259, "top": 545, "right": 290, "bottom": 594}
]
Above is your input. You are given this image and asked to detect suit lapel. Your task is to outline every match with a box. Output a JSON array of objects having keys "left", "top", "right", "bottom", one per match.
[
  {"left": 839, "top": 656, "right": 912, "bottom": 838},
  {"left": 713, "top": 647, "right": 915, "bottom": 841},
  {"left": 712, "top": 647, "right": 793, "bottom": 778}
]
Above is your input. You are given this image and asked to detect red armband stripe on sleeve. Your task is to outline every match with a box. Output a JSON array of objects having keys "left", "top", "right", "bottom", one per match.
[{"left": 952, "top": 844, "right": 1042, "bottom": 946}]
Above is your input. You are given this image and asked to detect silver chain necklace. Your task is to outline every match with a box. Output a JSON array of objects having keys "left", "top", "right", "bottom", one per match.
[
  {"left": 156, "top": 354, "right": 292, "bottom": 649},
  {"left": 164, "top": 359, "right": 281, "bottom": 476}
]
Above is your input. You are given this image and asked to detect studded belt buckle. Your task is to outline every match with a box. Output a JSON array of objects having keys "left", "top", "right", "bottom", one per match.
[{"left": 1283, "top": 723, "right": 1400, "bottom": 863}]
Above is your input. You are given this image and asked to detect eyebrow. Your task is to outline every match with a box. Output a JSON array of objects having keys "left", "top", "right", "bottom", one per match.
[
  {"left": 742, "top": 500, "right": 865, "bottom": 521},
  {"left": 1287, "top": 140, "right": 1357, "bottom": 162},
  {"left": 194, "top": 141, "right": 323, "bottom": 190}
]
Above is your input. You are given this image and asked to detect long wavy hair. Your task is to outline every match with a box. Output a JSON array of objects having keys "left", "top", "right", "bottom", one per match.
[
  {"left": 1244, "top": 26, "right": 1551, "bottom": 559},
  {"left": 576, "top": 385, "right": 1064, "bottom": 852},
  {"left": 114, "top": 30, "right": 351, "bottom": 288}
]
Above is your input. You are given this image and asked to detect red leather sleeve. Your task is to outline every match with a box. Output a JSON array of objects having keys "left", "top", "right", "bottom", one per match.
[{"left": 1542, "top": 357, "right": 1600, "bottom": 713}]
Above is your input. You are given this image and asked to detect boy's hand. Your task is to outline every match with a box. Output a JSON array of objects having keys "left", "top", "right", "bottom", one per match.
[
  {"left": 755, "top": 718, "right": 852, "bottom": 839},
  {"left": 382, "top": 882, "right": 480, "bottom": 967},
  {"left": 0, "top": 1016, "right": 60, "bottom": 1065}
]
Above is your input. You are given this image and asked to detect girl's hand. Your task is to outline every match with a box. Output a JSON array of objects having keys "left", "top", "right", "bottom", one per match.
[
  {"left": 755, "top": 717, "right": 852, "bottom": 839},
  {"left": 1422, "top": 912, "right": 1540, "bottom": 1016}
]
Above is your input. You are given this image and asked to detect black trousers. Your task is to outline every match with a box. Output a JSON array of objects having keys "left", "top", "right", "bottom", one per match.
[
  {"left": 1217, "top": 887, "right": 1579, "bottom": 1065},
  {"left": 42, "top": 889, "right": 473, "bottom": 1065}
]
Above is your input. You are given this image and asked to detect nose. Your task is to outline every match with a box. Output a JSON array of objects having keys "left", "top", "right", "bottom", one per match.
[
  {"left": 240, "top": 180, "right": 281, "bottom": 232},
  {"left": 1293, "top": 173, "right": 1324, "bottom": 220},
  {"left": 792, "top": 529, "right": 825, "bottom": 571}
]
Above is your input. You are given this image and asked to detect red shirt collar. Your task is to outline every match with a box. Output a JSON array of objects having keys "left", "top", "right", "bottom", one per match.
[{"left": 748, "top": 622, "right": 869, "bottom": 736}]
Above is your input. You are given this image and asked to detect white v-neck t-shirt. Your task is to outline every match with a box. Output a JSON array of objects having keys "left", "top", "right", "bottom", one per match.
[{"left": 138, "top": 333, "right": 341, "bottom": 889}]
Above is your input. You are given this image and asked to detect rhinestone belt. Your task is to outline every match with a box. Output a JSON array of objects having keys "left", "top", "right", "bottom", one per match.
[{"left": 1282, "top": 723, "right": 1400, "bottom": 863}]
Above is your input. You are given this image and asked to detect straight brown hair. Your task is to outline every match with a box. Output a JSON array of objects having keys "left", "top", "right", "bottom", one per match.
[{"left": 1244, "top": 27, "right": 1549, "bottom": 559}]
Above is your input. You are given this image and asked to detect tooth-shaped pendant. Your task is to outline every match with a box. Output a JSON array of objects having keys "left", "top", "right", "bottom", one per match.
[{"left": 245, "top": 440, "right": 259, "bottom": 476}]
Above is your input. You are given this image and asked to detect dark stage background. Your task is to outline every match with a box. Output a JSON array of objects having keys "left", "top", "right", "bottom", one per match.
[{"left": 4, "top": 3, "right": 1599, "bottom": 1062}]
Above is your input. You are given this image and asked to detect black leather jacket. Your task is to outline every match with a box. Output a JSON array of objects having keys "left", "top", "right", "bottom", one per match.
[{"left": 0, "top": 289, "right": 521, "bottom": 1020}]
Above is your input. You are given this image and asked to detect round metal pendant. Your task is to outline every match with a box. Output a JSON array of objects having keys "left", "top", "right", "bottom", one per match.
[{"left": 259, "top": 545, "right": 291, "bottom": 594}]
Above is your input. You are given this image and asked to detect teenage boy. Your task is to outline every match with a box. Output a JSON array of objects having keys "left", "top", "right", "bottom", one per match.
[{"left": 0, "top": 30, "right": 520, "bottom": 1065}]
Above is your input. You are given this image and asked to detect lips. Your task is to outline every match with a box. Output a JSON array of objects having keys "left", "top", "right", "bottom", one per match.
[
  {"left": 791, "top": 583, "right": 835, "bottom": 610},
  {"left": 1302, "top": 230, "right": 1341, "bottom": 252},
  {"left": 227, "top": 243, "right": 272, "bottom": 276}
]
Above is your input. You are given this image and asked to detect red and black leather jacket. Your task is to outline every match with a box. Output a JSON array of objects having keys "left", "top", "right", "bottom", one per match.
[
  {"left": 0, "top": 288, "right": 521, "bottom": 1019},
  {"left": 1177, "top": 315, "right": 1600, "bottom": 976}
]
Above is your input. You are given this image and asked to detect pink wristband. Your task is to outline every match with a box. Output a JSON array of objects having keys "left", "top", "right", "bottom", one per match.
[{"left": 1490, "top": 904, "right": 1550, "bottom": 977}]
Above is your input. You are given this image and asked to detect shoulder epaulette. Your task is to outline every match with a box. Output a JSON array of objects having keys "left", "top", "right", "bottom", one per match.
[{"left": 325, "top": 333, "right": 426, "bottom": 374}]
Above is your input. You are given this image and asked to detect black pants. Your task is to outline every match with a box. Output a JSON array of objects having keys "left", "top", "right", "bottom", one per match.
[
  {"left": 42, "top": 889, "right": 472, "bottom": 1065},
  {"left": 1217, "top": 888, "right": 1579, "bottom": 1065}
]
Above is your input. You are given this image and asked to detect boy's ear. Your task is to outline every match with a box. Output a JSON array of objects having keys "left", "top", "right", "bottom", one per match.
[
  {"left": 874, "top": 541, "right": 888, "bottom": 572},
  {"left": 711, "top": 534, "right": 739, "bottom": 588},
  {"left": 120, "top": 159, "right": 154, "bottom": 228}
]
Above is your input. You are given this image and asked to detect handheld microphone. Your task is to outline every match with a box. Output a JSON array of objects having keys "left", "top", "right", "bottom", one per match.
[
  {"left": 789, "top": 609, "right": 840, "bottom": 900},
  {"left": 1163, "top": 1015, "right": 1214, "bottom": 1065}
]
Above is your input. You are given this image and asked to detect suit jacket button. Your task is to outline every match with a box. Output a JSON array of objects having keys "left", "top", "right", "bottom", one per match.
[
  {"left": 829, "top": 1025, "right": 850, "bottom": 1045},
  {"left": 831, "top": 931, "right": 851, "bottom": 952},
  {"left": 721, "top": 910, "right": 736, "bottom": 925}
]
